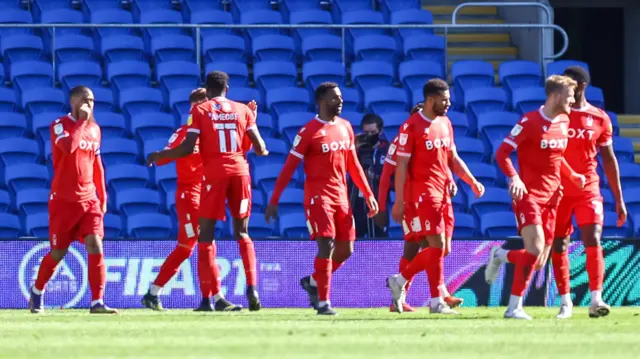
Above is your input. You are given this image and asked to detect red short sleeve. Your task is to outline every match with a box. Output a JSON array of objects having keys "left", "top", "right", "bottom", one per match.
[
  {"left": 186, "top": 105, "right": 204, "bottom": 135},
  {"left": 597, "top": 113, "right": 613, "bottom": 147},
  {"left": 165, "top": 128, "right": 185, "bottom": 150},
  {"left": 289, "top": 125, "right": 312, "bottom": 159},
  {"left": 395, "top": 121, "right": 414, "bottom": 158},
  {"left": 503, "top": 115, "right": 530, "bottom": 149}
]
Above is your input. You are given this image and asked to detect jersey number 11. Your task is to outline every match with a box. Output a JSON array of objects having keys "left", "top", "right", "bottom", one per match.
[{"left": 214, "top": 123, "right": 238, "bottom": 153}]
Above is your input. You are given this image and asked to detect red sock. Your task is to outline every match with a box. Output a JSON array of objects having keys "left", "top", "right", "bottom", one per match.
[
  {"left": 400, "top": 248, "right": 432, "bottom": 280},
  {"left": 238, "top": 237, "right": 257, "bottom": 286},
  {"left": 88, "top": 253, "right": 106, "bottom": 301},
  {"left": 425, "top": 248, "right": 444, "bottom": 298},
  {"left": 153, "top": 245, "right": 193, "bottom": 288},
  {"left": 34, "top": 253, "right": 58, "bottom": 292},
  {"left": 331, "top": 260, "right": 344, "bottom": 273},
  {"left": 312, "top": 257, "right": 332, "bottom": 301},
  {"left": 511, "top": 251, "right": 538, "bottom": 296},
  {"left": 551, "top": 250, "right": 570, "bottom": 295},
  {"left": 507, "top": 249, "right": 526, "bottom": 264},
  {"left": 585, "top": 246, "right": 604, "bottom": 292},
  {"left": 197, "top": 243, "right": 221, "bottom": 298},
  {"left": 399, "top": 257, "right": 413, "bottom": 291}
]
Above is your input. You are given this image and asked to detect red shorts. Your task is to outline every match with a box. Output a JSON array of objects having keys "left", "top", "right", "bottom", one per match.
[
  {"left": 175, "top": 186, "right": 201, "bottom": 248},
  {"left": 199, "top": 175, "right": 252, "bottom": 221},
  {"left": 402, "top": 202, "right": 417, "bottom": 241},
  {"left": 554, "top": 194, "right": 604, "bottom": 238},
  {"left": 304, "top": 200, "right": 355, "bottom": 241},
  {"left": 513, "top": 194, "right": 560, "bottom": 246},
  {"left": 48, "top": 198, "right": 104, "bottom": 250},
  {"left": 407, "top": 195, "right": 446, "bottom": 238}
]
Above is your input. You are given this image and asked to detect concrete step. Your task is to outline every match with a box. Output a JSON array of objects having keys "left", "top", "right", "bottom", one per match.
[
  {"left": 633, "top": 141, "right": 640, "bottom": 152},
  {"left": 424, "top": 5, "right": 498, "bottom": 16},
  {"left": 434, "top": 18, "right": 505, "bottom": 25},
  {"left": 635, "top": 154, "right": 640, "bottom": 164},
  {"left": 620, "top": 128, "right": 640, "bottom": 138},
  {"left": 448, "top": 46, "right": 518, "bottom": 56},
  {"left": 617, "top": 115, "right": 640, "bottom": 126},
  {"left": 447, "top": 33, "right": 510, "bottom": 43}
]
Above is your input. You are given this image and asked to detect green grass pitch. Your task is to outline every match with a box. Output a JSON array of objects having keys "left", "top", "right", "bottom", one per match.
[{"left": 1, "top": 307, "right": 639, "bottom": 359}]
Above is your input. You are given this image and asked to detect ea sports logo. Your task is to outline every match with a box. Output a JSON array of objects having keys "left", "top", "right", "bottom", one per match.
[{"left": 19, "top": 242, "right": 88, "bottom": 309}]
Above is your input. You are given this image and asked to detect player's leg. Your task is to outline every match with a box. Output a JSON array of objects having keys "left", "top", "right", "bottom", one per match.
[
  {"left": 143, "top": 190, "right": 198, "bottom": 311},
  {"left": 551, "top": 197, "right": 574, "bottom": 319},
  {"left": 442, "top": 202, "right": 463, "bottom": 308},
  {"left": 391, "top": 239, "right": 419, "bottom": 312},
  {"left": 229, "top": 175, "right": 259, "bottom": 311}
]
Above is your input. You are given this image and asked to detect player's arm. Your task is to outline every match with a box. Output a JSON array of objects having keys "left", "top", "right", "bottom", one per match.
[
  {"left": 156, "top": 129, "right": 184, "bottom": 166},
  {"left": 148, "top": 108, "right": 202, "bottom": 165},
  {"left": 447, "top": 122, "right": 484, "bottom": 198},
  {"left": 599, "top": 115, "right": 627, "bottom": 225},
  {"left": 559, "top": 157, "right": 585, "bottom": 189},
  {"left": 51, "top": 118, "right": 88, "bottom": 154},
  {"left": 93, "top": 152, "right": 107, "bottom": 213},
  {"left": 377, "top": 158, "right": 395, "bottom": 210},
  {"left": 346, "top": 125, "right": 378, "bottom": 217},
  {"left": 244, "top": 103, "right": 268, "bottom": 155},
  {"left": 392, "top": 124, "right": 414, "bottom": 223},
  {"left": 496, "top": 120, "right": 527, "bottom": 200}
]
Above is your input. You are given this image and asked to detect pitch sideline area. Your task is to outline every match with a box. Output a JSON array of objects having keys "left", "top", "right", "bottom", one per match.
[{"left": 1, "top": 307, "right": 639, "bottom": 358}]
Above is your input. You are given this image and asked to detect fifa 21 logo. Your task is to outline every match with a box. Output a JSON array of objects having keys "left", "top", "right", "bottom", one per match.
[{"left": 321, "top": 140, "right": 352, "bottom": 153}]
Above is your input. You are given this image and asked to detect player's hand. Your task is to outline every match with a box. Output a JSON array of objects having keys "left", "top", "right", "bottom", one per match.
[
  {"left": 374, "top": 210, "right": 388, "bottom": 228},
  {"left": 616, "top": 201, "right": 627, "bottom": 227},
  {"left": 78, "top": 103, "right": 92, "bottom": 121},
  {"left": 365, "top": 195, "right": 379, "bottom": 218},
  {"left": 247, "top": 100, "right": 258, "bottom": 115},
  {"left": 146, "top": 151, "right": 161, "bottom": 166},
  {"left": 265, "top": 204, "right": 278, "bottom": 224},
  {"left": 255, "top": 144, "right": 269, "bottom": 157},
  {"left": 569, "top": 173, "right": 586, "bottom": 190},
  {"left": 472, "top": 180, "right": 485, "bottom": 198},
  {"left": 101, "top": 201, "right": 107, "bottom": 214},
  {"left": 447, "top": 181, "right": 458, "bottom": 197},
  {"left": 391, "top": 201, "right": 404, "bottom": 223},
  {"left": 508, "top": 175, "right": 527, "bottom": 201}
]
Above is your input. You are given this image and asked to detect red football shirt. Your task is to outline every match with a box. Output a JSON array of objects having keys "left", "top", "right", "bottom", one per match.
[
  {"left": 157, "top": 125, "right": 203, "bottom": 187},
  {"left": 50, "top": 114, "right": 102, "bottom": 202},
  {"left": 289, "top": 116, "right": 360, "bottom": 205},
  {"left": 561, "top": 103, "right": 612, "bottom": 197},
  {"left": 186, "top": 97, "right": 256, "bottom": 180},
  {"left": 502, "top": 109, "right": 570, "bottom": 203},
  {"left": 395, "top": 111, "right": 455, "bottom": 203}
]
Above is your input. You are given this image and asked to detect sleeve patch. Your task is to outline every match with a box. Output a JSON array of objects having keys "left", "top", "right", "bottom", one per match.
[
  {"left": 168, "top": 133, "right": 179, "bottom": 144},
  {"left": 53, "top": 123, "right": 64, "bottom": 135},
  {"left": 387, "top": 143, "right": 396, "bottom": 156},
  {"left": 186, "top": 115, "right": 193, "bottom": 126},
  {"left": 510, "top": 124, "right": 523, "bottom": 137},
  {"left": 399, "top": 133, "right": 408, "bottom": 145},
  {"left": 293, "top": 135, "right": 302, "bottom": 148}
]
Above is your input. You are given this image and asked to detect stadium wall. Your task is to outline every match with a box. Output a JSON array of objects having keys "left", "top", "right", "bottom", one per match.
[{"left": 1, "top": 239, "right": 638, "bottom": 309}]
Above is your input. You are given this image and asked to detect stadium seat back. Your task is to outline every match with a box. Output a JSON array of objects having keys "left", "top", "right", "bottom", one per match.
[
  {"left": 469, "top": 187, "right": 512, "bottom": 218},
  {"left": 247, "top": 212, "right": 275, "bottom": 238},
  {"left": 254, "top": 61, "right": 298, "bottom": 93},
  {"left": 0, "top": 88, "right": 17, "bottom": 112},
  {"left": 101, "top": 35, "right": 146, "bottom": 63},
  {"left": 0, "top": 138, "right": 39, "bottom": 166},
  {"left": 447, "top": 111, "right": 470, "bottom": 137},
  {"left": 58, "top": 61, "right": 103, "bottom": 93},
  {"left": 301, "top": 35, "right": 342, "bottom": 62},
  {"left": 157, "top": 61, "right": 201, "bottom": 95},
  {"left": 351, "top": 61, "right": 394, "bottom": 95},
  {"left": 91, "top": 87, "right": 116, "bottom": 113},
  {"left": 512, "top": 87, "right": 546, "bottom": 115},
  {"left": 364, "top": 87, "right": 407, "bottom": 114},
  {"left": 546, "top": 60, "right": 590, "bottom": 76},
  {"left": 5, "top": 163, "right": 49, "bottom": 193},
  {"left": 22, "top": 88, "right": 66, "bottom": 117},
  {"left": 477, "top": 111, "right": 520, "bottom": 145},
  {"left": 0, "top": 213, "right": 20, "bottom": 237},
  {"left": 266, "top": 87, "right": 311, "bottom": 117},
  {"left": 1, "top": 34, "right": 44, "bottom": 63},
  {"left": 202, "top": 34, "right": 246, "bottom": 62},
  {"left": 278, "top": 213, "right": 309, "bottom": 238},
  {"left": 340, "top": 87, "right": 361, "bottom": 113},
  {"left": 464, "top": 87, "right": 508, "bottom": 124},
  {"left": 403, "top": 34, "right": 445, "bottom": 64},
  {"left": 390, "top": 9, "right": 434, "bottom": 40},
  {"left": 116, "top": 188, "right": 161, "bottom": 216},
  {"left": 455, "top": 137, "right": 486, "bottom": 163},
  {"left": 169, "top": 87, "right": 196, "bottom": 116},
  {"left": 206, "top": 61, "right": 249, "bottom": 88},
  {"left": 104, "top": 213, "right": 122, "bottom": 238},
  {"left": 106, "top": 163, "right": 151, "bottom": 193},
  {"left": 302, "top": 61, "right": 346, "bottom": 92},
  {"left": 602, "top": 211, "right": 630, "bottom": 238},
  {"left": 453, "top": 212, "right": 476, "bottom": 238},
  {"left": 11, "top": 61, "right": 53, "bottom": 92},
  {"left": 54, "top": 34, "right": 96, "bottom": 63},
  {"left": 399, "top": 60, "right": 443, "bottom": 90},
  {"left": 108, "top": 60, "right": 152, "bottom": 91},
  {"left": 154, "top": 162, "right": 177, "bottom": 194},
  {"left": 0, "top": 113, "right": 28, "bottom": 139},
  {"left": 480, "top": 211, "right": 518, "bottom": 238},
  {"left": 151, "top": 34, "right": 196, "bottom": 63},
  {"left": 119, "top": 87, "right": 164, "bottom": 118},
  {"left": 127, "top": 213, "right": 172, "bottom": 238},
  {"left": 95, "top": 112, "right": 127, "bottom": 138},
  {"left": 25, "top": 212, "right": 49, "bottom": 238},
  {"left": 16, "top": 188, "right": 49, "bottom": 216},
  {"left": 100, "top": 138, "right": 140, "bottom": 166},
  {"left": 353, "top": 34, "right": 398, "bottom": 64},
  {"left": 252, "top": 34, "right": 296, "bottom": 62},
  {"left": 131, "top": 112, "right": 176, "bottom": 142}
]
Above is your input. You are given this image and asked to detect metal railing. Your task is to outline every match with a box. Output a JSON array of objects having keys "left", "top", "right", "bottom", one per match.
[
  {"left": 0, "top": 22, "right": 569, "bottom": 83},
  {"left": 452, "top": 2, "right": 557, "bottom": 76}
]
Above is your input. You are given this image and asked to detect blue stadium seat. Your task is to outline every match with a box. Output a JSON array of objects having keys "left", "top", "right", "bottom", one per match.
[
  {"left": 274, "top": 188, "right": 304, "bottom": 215},
  {"left": 227, "top": 87, "right": 261, "bottom": 109},
  {"left": 35, "top": 1, "right": 82, "bottom": 22},
  {"left": 0, "top": 189, "right": 11, "bottom": 212},
  {"left": 25, "top": 213, "right": 49, "bottom": 238},
  {"left": 139, "top": 9, "right": 186, "bottom": 42},
  {"left": 157, "top": 61, "right": 201, "bottom": 94},
  {"left": 119, "top": 87, "right": 164, "bottom": 118},
  {"left": 101, "top": 138, "right": 140, "bottom": 166},
  {"left": 104, "top": 213, "right": 122, "bottom": 238},
  {"left": 623, "top": 189, "right": 640, "bottom": 216},
  {"left": 546, "top": 60, "right": 590, "bottom": 76},
  {"left": 58, "top": 61, "right": 102, "bottom": 93},
  {"left": 252, "top": 34, "right": 296, "bottom": 62},
  {"left": 240, "top": 10, "right": 284, "bottom": 41},
  {"left": 619, "top": 163, "right": 640, "bottom": 188},
  {"left": 128, "top": 213, "right": 172, "bottom": 238},
  {"left": 606, "top": 111, "right": 620, "bottom": 136},
  {"left": 116, "top": 188, "right": 161, "bottom": 216},
  {"left": 154, "top": 161, "right": 177, "bottom": 194},
  {"left": 41, "top": 11, "right": 87, "bottom": 54},
  {"left": 277, "top": 111, "right": 314, "bottom": 144},
  {"left": 468, "top": 187, "right": 511, "bottom": 219},
  {"left": 302, "top": 34, "right": 341, "bottom": 62},
  {"left": 22, "top": 88, "right": 66, "bottom": 118},
  {"left": 11, "top": 61, "right": 53, "bottom": 96},
  {"left": 450, "top": 193, "right": 466, "bottom": 213},
  {"left": 453, "top": 212, "right": 476, "bottom": 238},
  {"left": 351, "top": 61, "right": 394, "bottom": 95},
  {"left": 382, "top": 0, "right": 422, "bottom": 14},
  {"left": 455, "top": 137, "right": 486, "bottom": 163},
  {"left": 231, "top": 0, "right": 274, "bottom": 20},
  {"left": 55, "top": 33, "right": 96, "bottom": 63},
  {"left": 252, "top": 189, "right": 265, "bottom": 212},
  {"left": 95, "top": 111, "right": 126, "bottom": 138},
  {"left": 614, "top": 136, "right": 635, "bottom": 163},
  {"left": 464, "top": 87, "right": 508, "bottom": 130},
  {"left": 0, "top": 88, "right": 17, "bottom": 112},
  {"left": 151, "top": 35, "right": 196, "bottom": 63},
  {"left": 253, "top": 163, "right": 283, "bottom": 195},
  {"left": 464, "top": 162, "right": 498, "bottom": 188},
  {"left": 602, "top": 211, "right": 630, "bottom": 238},
  {"left": 599, "top": 188, "right": 614, "bottom": 212},
  {"left": 332, "top": 0, "right": 372, "bottom": 21},
  {"left": 278, "top": 212, "right": 309, "bottom": 238},
  {"left": 165, "top": 189, "right": 176, "bottom": 214},
  {"left": 143, "top": 138, "right": 169, "bottom": 162},
  {"left": 354, "top": 34, "right": 398, "bottom": 63},
  {"left": 364, "top": 87, "right": 407, "bottom": 113},
  {"left": 202, "top": 34, "right": 246, "bottom": 62},
  {"left": 106, "top": 163, "right": 151, "bottom": 193},
  {"left": 190, "top": 9, "right": 233, "bottom": 37},
  {"left": 0, "top": 138, "right": 39, "bottom": 166},
  {"left": 498, "top": 60, "right": 543, "bottom": 100},
  {"left": 247, "top": 212, "right": 275, "bottom": 238},
  {"left": 399, "top": 60, "right": 443, "bottom": 91},
  {"left": 16, "top": 188, "right": 49, "bottom": 215},
  {"left": 480, "top": 211, "right": 518, "bottom": 238},
  {"left": 4, "top": 163, "right": 49, "bottom": 193},
  {"left": 90, "top": 9, "right": 136, "bottom": 39},
  {"left": 267, "top": 87, "right": 311, "bottom": 117},
  {"left": 512, "top": 87, "right": 545, "bottom": 115},
  {"left": 447, "top": 110, "right": 470, "bottom": 137},
  {"left": 101, "top": 35, "right": 146, "bottom": 63},
  {"left": 0, "top": 113, "right": 27, "bottom": 143},
  {"left": 340, "top": 87, "right": 361, "bottom": 113},
  {"left": 586, "top": 86, "right": 605, "bottom": 109},
  {"left": 0, "top": 9, "right": 32, "bottom": 37},
  {"left": 387, "top": 220, "right": 404, "bottom": 238},
  {"left": 390, "top": 9, "right": 433, "bottom": 40},
  {"left": 0, "top": 213, "right": 20, "bottom": 237},
  {"left": 341, "top": 111, "right": 364, "bottom": 129},
  {"left": 132, "top": 0, "right": 174, "bottom": 19},
  {"left": 289, "top": 9, "right": 334, "bottom": 45},
  {"left": 206, "top": 61, "right": 249, "bottom": 87},
  {"left": 302, "top": 61, "right": 346, "bottom": 92},
  {"left": 263, "top": 137, "right": 290, "bottom": 158},
  {"left": 452, "top": 61, "right": 495, "bottom": 105},
  {"left": 169, "top": 87, "right": 196, "bottom": 116},
  {"left": 107, "top": 60, "right": 152, "bottom": 91},
  {"left": 254, "top": 60, "right": 297, "bottom": 93},
  {"left": 0, "top": 63, "right": 4, "bottom": 83},
  {"left": 477, "top": 111, "right": 519, "bottom": 145},
  {"left": 31, "top": 112, "right": 65, "bottom": 143},
  {"left": 342, "top": 10, "right": 385, "bottom": 52},
  {"left": 381, "top": 111, "right": 407, "bottom": 136},
  {"left": 91, "top": 87, "right": 116, "bottom": 112},
  {"left": 1, "top": 34, "right": 44, "bottom": 64},
  {"left": 256, "top": 112, "right": 276, "bottom": 137},
  {"left": 131, "top": 112, "right": 176, "bottom": 142},
  {"left": 403, "top": 34, "right": 445, "bottom": 65}
]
